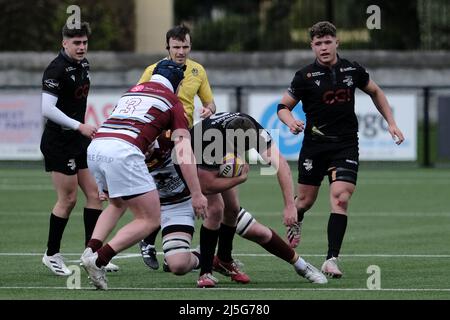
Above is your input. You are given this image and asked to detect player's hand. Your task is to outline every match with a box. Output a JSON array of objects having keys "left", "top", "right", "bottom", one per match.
[
  {"left": 287, "top": 119, "right": 304, "bottom": 135},
  {"left": 283, "top": 204, "right": 297, "bottom": 227},
  {"left": 389, "top": 125, "right": 405, "bottom": 145},
  {"left": 78, "top": 123, "right": 97, "bottom": 139},
  {"left": 99, "top": 192, "right": 108, "bottom": 201},
  {"left": 191, "top": 192, "right": 208, "bottom": 219},
  {"left": 200, "top": 107, "right": 213, "bottom": 118}
]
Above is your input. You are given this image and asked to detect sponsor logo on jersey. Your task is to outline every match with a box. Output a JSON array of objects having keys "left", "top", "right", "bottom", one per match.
[
  {"left": 44, "top": 79, "right": 59, "bottom": 89},
  {"left": 81, "top": 62, "right": 89, "bottom": 68},
  {"left": 307, "top": 71, "right": 325, "bottom": 78},
  {"left": 340, "top": 66, "right": 356, "bottom": 72},
  {"left": 65, "top": 66, "right": 76, "bottom": 72},
  {"left": 192, "top": 68, "right": 199, "bottom": 76}
]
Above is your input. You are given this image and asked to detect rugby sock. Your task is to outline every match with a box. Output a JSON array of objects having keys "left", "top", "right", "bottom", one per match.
[
  {"left": 200, "top": 225, "right": 219, "bottom": 275},
  {"left": 96, "top": 244, "right": 116, "bottom": 268},
  {"left": 46, "top": 213, "right": 69, "bottom": 256},
  {"left": 143, "top": 226, "right": 161, "bottom": 245},
  {"left": 217, "top": 223, "right": 236, "bottom": 263},
  {"left": 260, "top": 229, "right": 295, "bottom": 263},
  {"left": 87, "top": 238, "right": 103, "bottom": 252},
  {"left": 327, "top": 213, "right": 348, "bottom": 260},
  {"left": 83, "top": 208, "right": 102, "bottom": 247},
  {"left": 293, "top": 256, "right": 308, "bottom": 271},
  {"left": 297, "top": 208, "right": 307, "bottom": 222}
]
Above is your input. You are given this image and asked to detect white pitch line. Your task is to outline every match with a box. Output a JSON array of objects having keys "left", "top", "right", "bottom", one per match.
[
  {"left": 0, "top": 286, "right": 449, "bottom": 292},
  {"left": 1, "top": 252, "right": 450, "bottom": 260}
]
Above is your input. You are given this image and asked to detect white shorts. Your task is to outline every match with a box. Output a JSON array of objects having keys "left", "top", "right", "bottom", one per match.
[
  {"left": 161, "top": 199, "right": 195, "bottom": 231},
  {"left": 87, "top": 138, "right": 156, "bottom": 198}
]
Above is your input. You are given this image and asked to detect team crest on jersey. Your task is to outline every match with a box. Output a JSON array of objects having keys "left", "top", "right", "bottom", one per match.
[
  {"left": 343, "top": 75, "right": 353, "bottom": 87},
  {"left": 192, "top": 68, "right": 199, "bottom": 76},
  {"left": 303, "top": 159, "right": 313, "bottom": 171}
]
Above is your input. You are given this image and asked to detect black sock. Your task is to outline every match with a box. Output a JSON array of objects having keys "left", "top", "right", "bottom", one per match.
[
  {"left": 83, "top": 208, "right": 102, "bottom": 247},
  {"left": 327, "top": 213, "right": 348, "bottom": 260},
  {"left": 200, "top": 225, "right": 219, "bottom": 275},
  {"left": 297, "top": 208, "right": 307, "bottom": 222},
  {"left": 217, "top": 223, "right": 236, "bottom": 263},
  {"left": 46, "top": 213, "right": 69, "bottom": 256},
  {"left": 143, "top": 226, "right": 161, "bottom": 245}
]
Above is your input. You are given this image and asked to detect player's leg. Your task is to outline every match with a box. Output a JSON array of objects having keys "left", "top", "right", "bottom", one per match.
[
  {"left": 160, "top": 199, "right": 198, "bottom": 275},
  {"left": 288, "top": 144, "right": 325, "bottom": 248},
  {"left": 236, "top": 208, "right": 326, "bottom": 284},
  {"left": 197, "top": 193, "right": 223, "bottom": 287},
  {"left": 212, "top": 187, "right": 250, "bottom": 284},
  {"left": 42, "top": 171, "right": 78, "bottom": 276},
  {"left": 322, "top": 150, "right": 358, "bottom": 278},
  {"left": 77, "top": 168, "right": 103, "bottom": 246}
]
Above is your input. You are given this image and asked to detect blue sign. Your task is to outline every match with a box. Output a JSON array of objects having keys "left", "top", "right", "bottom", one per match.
[{"left": 259, "top": 101, "right": 306, "bottom": 159}]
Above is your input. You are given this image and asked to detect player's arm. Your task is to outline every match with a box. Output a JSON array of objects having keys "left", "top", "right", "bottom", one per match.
[
  {"left": 362, "top": 80, "right": 405, "bottom": 145},
  {"left": 41, "top": 92, "right": 96, "bottom": 138},
  {"left": 259, "top": 144, "right": 297, "bottom": 226},
  {"left": 200, "top": 100, "right": 216, "bottom": 118},
  {"left": 197, "top": 165, "right": 249, "bottom": 195},
  {"left": 171, "top": 128, "right": 208, "bottom": 218},
  {"left": 198, "top": 68, "right": 216, "bottom": 118},
  {"left": 277, "top": 92, "right": 304, "bottom": 135}
]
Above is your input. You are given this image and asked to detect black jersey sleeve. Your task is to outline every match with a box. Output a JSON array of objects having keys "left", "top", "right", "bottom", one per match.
[
  {"left": 353, "top": 61, "right": 370, "bottom": 89},
  {"left": 42, "top": 63, "right": 62, "bottom": 97},
  {"left": 287, "top": 70, "right": 305, "bottom": 101}
]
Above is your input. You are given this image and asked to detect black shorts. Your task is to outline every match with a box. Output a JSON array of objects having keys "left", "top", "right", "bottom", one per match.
[
  {"left": 298, "top": 138, "right": 359, "bottom": 186},
  {"left": 40, "top": 127, "right": 90, "bottom": 175}
]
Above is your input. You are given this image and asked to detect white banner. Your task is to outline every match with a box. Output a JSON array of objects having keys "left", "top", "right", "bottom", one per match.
[
  {"left": 0, "top": 95, "right": 43, "bottom": 160},
  {"left": 248, "top": 92, "right": 417, "bottom": 161},
  {"left": 356, "top": 93, "right": 417, "bottom": 160}
]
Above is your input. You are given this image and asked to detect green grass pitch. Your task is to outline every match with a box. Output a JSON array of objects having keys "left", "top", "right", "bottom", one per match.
[{"left": 0, "top": 164, "right": 449, "bottom": 300}]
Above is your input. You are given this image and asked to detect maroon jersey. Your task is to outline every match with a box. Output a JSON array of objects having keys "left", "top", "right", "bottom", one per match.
[{"left": 95, "top": 82, "right": 188, "bottom": 153}]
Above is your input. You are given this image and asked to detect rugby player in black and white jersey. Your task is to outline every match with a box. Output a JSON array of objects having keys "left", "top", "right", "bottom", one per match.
[
  {"left": 40, "top": 22, "right": 118, "bottom": 276},
  {"left": 191, "top": 112, "right": 327, "bottom": 287},
  {"left": 278, "top": 21, "right": 404, "bottom": 278}
]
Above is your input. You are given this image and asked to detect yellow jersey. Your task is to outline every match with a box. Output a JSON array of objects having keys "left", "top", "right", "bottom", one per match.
[{"left": 138, "top": 58, "right": 214, "bottom": 128}]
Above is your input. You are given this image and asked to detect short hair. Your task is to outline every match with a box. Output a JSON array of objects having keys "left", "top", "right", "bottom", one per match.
[
  {"left": 226, "top": 116, "right": 257, "bottom": 132},
  {"left": 62, "top": 22, "right": 91, "bottom": 39},
  {"left": 166, "top": 24, "right": 191, "bottom": 48},
  {"left": 309, "top": 21, "right": 336, "bottom": 40}
]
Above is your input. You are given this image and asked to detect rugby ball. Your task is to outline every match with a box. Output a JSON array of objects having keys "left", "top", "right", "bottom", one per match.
[{"left": 219, "top": 153, "right": 244, "bottom": 178}]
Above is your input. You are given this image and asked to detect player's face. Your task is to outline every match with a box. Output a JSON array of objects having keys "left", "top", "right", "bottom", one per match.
[
  {"left": 63, "top": 35, "right": 88, "bottom": 62},
  {"left": 311, "top": 35, "right": 338, "bottom": 66},
  {"left": 167, "top": 35, "right": 191, "bottom": 66}
]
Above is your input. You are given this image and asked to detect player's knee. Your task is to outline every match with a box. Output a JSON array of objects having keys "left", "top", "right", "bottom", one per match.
[
  {"left": 236, "top": 208, "right": 258, "bottom": 238},
  {"left": 334, "top": 190, "right": 352, "bottom": 209},
  {"left": 296, "top": 193, "right": 314, "bottom": 211},
  {"left": 58, "top": 194, "right": 77, "bottom": 210},
  {"left": 162, "top": 234, "right": 191, "bottom": 274},
  {"left": 167, "top": 259, "right": 190, "bottom": 275}
]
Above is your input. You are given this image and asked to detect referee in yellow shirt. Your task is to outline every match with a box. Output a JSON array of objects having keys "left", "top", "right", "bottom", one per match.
[
  {"left": 138, "top": 25, "right": 216, "bottom": 270},
  {"left": 137, "top": 25, "right": 216, "bottom": 128}
]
